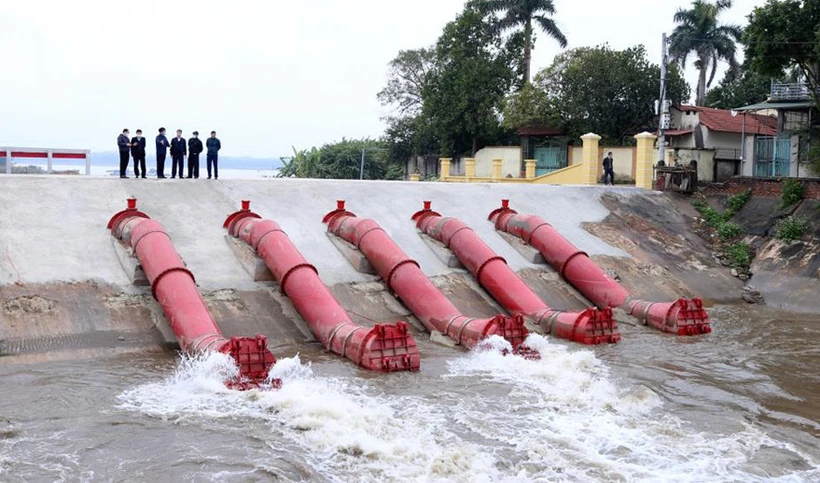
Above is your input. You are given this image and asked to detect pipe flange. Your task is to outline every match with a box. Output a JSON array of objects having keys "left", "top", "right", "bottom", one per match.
[
  {"left": 442, "top": 222, "right": 471, "bottom": 247},
  {"left": 278, "top": 262, "right": 319, "bottom": 295},
  {"left": 252, "top": 227, "right": 287, "bottom": 252},
  {"left": 540, "top": 311, "right": 563, "bottom": 334},
  {"left": 131, "top": 229, "right": 171, "bottom": 255},
  {"left": 385, "top": 259, "right": 420, "bottom": 293},
  {"left": 341, "top": 326, "right": 365, "bottom": 359},
  {"left": 455, "top": 317, "right": 475, "bottom": 345},
  {"left": 150, "top": 266, "right": 196, "bottom": 300},
  {"left": 475, "top": 256, "right": 506, "bottom": 285},
  {"left": 326, "top": 322, "right": 354, "bottom": 353},
  {"left": 443, "top": 316, "right": 460, "bottom": 340}
]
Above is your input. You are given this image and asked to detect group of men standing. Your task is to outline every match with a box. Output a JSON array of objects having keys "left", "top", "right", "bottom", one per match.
[{"left": 117, "top": 128, "right": 221, "bottom": 179}]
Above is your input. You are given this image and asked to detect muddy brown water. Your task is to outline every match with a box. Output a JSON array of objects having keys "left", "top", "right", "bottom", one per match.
[{"left": 1, "top": 304, "right": 818, "bottom": 482}]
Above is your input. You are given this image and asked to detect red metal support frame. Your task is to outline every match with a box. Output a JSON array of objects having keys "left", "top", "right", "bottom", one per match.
[
  {"left": 323, "top": 201, "right": 530, "bottom": 351},
  {"left": 108, "top": 198, "right": 279, "bottom": 389},
  {"left": 412, "top": 202, "right": 620, "bottom": 345},
  {"left": 224, "top": 201, "right": 420, "bottom": 372},
  {"left": 488, "top": 199, "right": 711, "bottom": 336}
]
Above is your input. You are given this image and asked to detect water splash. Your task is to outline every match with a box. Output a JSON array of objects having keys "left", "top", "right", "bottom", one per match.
[
  {"left": 447, "top": 334, "right": 819, "bottom": 481},
  {"left": 117, "top": 352, "right": 500, "bottom": 481}
]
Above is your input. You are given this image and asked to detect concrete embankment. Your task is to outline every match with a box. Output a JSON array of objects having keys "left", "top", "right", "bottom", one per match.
[{"left": 0, "top": 176, "right": 748, "bottom": 360}]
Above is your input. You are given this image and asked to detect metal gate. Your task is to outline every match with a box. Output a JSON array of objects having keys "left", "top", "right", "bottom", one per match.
[
  {"left": 534, "top": 140, "right": 567, "bottom": 176},
  {"left": 754, "top": 136, "right": 791, "bottom": 177}
]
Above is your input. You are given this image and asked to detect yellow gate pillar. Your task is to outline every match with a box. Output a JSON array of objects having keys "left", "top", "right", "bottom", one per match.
[
  {"left": 439, "top": 158, "right": 451, "bottom": 181},
  {"left": 634, "top": 132, "right": 657, "bottom": 189},
  {"left": 491, "top": 159, "right": 503, "bottom": 179},
  {"left": 580, "top": 133, "right": 602, "bottom": 185},
  {"left": 409, "top": 173, "right": 420, "bottom": 182},
  {"left": 465, "top": 158, "right": 476, "bottom": 178},
  {"left": 525, "top": 159, "right": 536, "bottom": 179}
]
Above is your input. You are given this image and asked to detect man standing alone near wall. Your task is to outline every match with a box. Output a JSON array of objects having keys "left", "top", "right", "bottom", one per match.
[
  {"left": 155, "top": 127, "right": 169, "bottom": 178},
  {"left": 170, "top": 129, "right": 186, "bottom": 179},
  {"left": 117, "top": 129, "right": 131, "bottom": 178},
  {"left": 130, "top": 129, "right": 147, "bottom": 178},
  {"left": 602, "top": 151, "right": 615, "bottom": 186},
  {"left": 187, "top": 131, "right": 203, "bottom": 179},
  {"left": 206, "top": 131, "right": 221, "bottom": 179}
]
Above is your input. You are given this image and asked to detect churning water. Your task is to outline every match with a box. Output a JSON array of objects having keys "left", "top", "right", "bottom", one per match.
[{"left": 1, "top": 304, "right": 819, "bottom": 481}]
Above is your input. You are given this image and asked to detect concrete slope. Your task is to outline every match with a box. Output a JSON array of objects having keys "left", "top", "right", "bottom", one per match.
[{"left": 0, "top": 176, "right": 631, "bottom": 287}]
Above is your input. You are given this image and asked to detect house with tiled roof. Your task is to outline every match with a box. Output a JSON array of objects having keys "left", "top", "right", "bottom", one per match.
[
  {"left": 734, "top": 82, "right": 818, "bottom": 179},
  {"left": 665, "top": 105, "right": 778, "bottom": 181}
]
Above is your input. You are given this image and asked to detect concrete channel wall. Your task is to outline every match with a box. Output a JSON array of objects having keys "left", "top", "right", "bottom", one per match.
[
  {"left": 2, "top": 176, "right": 685, "bottom": 360},
  {"left": 0, "top": 176, "right": 631, "bottom": 288}
]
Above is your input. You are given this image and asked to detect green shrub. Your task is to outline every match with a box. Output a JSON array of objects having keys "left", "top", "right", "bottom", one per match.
[
  {"left": 717, "top": 222, "right": 744, "bottom": 241},
  {"left": 726, "top": 242, "right": 752, "bottom": 268},
  {"left": 781, "top": 179, "right": 805, "bottom": 208},
  {"left": 725, "top": 189, "right": 751, "bottom": 215},
  {"left": 776, "top": 216, "right": 807, "bottom": 243}
]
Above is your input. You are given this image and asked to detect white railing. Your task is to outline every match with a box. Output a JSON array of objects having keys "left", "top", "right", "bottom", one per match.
[
  {"left": 770, "top": 82, "right": 817, "bottom": 101},
  {"left": 1, "top": 147, "right": 91, "bottom": 175}
]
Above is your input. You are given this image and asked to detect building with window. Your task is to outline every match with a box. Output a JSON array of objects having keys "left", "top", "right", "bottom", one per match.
[{"left": 735, "top": 83, "right": 817, "bottom": 179}]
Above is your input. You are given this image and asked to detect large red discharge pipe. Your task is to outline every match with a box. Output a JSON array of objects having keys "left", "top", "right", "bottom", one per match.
[
  {"left": 488, "top": 200, "right": 711, "bottom": 336},
  {"left": 412, "top": 202, "right": 620, "bottom": 345},
  {"left": 323, "top": 201, "right": 529, "bottom": 351},
  {"left": 107, "top": 198, "right": 278, "bottom": 389},
  {"left": 224, "top": 201, "right": 420, "bottom": 372}
]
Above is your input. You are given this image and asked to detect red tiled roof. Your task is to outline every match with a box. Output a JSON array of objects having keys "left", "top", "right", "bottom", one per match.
[
  {"left": 678, "top": 105, "right": 777, "bottom": 135},
  {"left": 664, "top": 129, "right": 693, "bottom": 136}
]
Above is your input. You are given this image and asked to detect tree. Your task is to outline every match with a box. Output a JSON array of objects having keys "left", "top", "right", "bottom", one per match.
[
  {"left": 473, "top": 0, "right": 568, "bottom": 84},
  {"left": 377, "top": 48, "right": 436, "bottom": 116},
  {"left": 422, "top": 6, "right": 517, "bottom": 155},
  {"left": 669, "top": 0, "right": 742, "bottom": 106},
  {"left": 277, "top": 139, "right": 403, "bottom": 180},
  {"left": 704, "top": 61, "right": 774, "bottom": 109},
  {"left": 743, "top": 0, "right": 820, "bottom": 105},
  {"left": 535, "top": 45, "right": 690, "bottom": 143},
  {"left": 383, "top": 115, "right": 439, "bottom": 165},
  {"left": 500, "top": 82, "right": 557, "bottom": 129}
]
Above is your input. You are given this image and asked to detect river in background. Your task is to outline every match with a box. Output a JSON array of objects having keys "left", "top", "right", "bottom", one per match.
[{"left": 1, "top": 304, "right": 818, "bottom": 482}]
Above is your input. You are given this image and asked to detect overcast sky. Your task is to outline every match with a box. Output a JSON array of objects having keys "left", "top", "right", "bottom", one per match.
[{"left": 0, "top": 0, "right": 762, "bottom": 158}]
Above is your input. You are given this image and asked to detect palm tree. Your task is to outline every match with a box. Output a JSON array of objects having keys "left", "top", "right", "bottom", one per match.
[
  {"left": 474, "top": 0, "right": 568, "bottom": 84},
  {"left": 669, "top": 0, "right": 742, "bottom": 106}
]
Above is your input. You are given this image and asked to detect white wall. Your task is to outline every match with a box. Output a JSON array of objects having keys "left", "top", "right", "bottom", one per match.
[
  {"left": 474, "top": 146, "right": 521, "bottom": 177},
  {"left": 741, "top": 136, "right": 756, "bottom": 177},
  {"left": 703, "top": 130, "right": 744, "bottom": 151}
]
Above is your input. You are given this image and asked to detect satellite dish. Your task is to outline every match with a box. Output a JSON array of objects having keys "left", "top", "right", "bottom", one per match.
[{"left": 731, "top": 110, "right": 738, "bottom": 117}]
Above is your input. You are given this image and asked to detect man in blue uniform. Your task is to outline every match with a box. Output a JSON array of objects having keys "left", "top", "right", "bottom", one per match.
[{"left": 206, "top": 131, "right": 221, "bottom": 179}]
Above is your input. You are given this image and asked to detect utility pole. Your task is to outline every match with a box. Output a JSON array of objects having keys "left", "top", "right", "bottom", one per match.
[
  {"left": 658, "top": 33, "right": 670, "bottom": 165},
  {"left": 359, "top": 147, "right": 390, "bottom": 180}
]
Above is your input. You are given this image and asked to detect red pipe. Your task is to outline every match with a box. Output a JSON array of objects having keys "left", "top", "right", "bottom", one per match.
[
  {"left": 323, "top": 201, "right": 529, "bottom": 351},
  {"left": 412, "top": 202, "right": 620, "bottom": 345},
  {"left": 107, "top": 198, "right": 278, "bottom": 389},
  {"left": 224, "top": 202, "right": 420, "bottom": 372},
  {"left": 488, "top": 200, "right": 711, "bottom": 336}
]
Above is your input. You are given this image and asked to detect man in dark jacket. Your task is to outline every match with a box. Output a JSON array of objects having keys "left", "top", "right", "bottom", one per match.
[
  {"left": 117, "top": 128, "right": 131, "bottom": 178},
  {"left": 206, "top": 131, "right": 221, "bottom": 180},
  {"left": 130, "top": 129, "right": 147, "bottom": 178},
  {"left": 187, "top": 131, "right": 203, "bottom": 179},
  {"left": 170, "top": 129, "right": 187, "bottom": 179},
  {"left": 155, "top": 127, "right": 170, "bottom": 178},
  {"left": 602, "top": 151, "right": 615, "bottom": 186}
]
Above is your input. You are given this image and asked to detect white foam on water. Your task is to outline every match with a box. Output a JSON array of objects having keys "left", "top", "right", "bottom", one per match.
[
  {"left": 446, "top": 334, "right": 820, "bottom": 482},
  {"left": 117, "top": 352, "right": 501, "bottom": 482}
]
